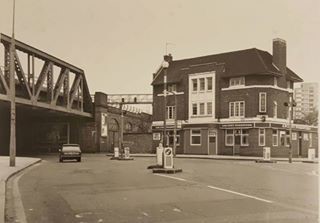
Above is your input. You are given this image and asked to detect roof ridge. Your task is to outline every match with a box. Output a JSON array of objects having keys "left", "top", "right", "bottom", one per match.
[
  {"left": 254, "top": 48, "right": 272, "bottom": 73},
  {"left": 172, "top": 48, "right": 258, "bottom": 63}
]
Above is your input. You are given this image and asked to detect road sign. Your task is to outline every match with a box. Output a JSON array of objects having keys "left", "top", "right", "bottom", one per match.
[{"left": 164, "top": 147, "right": 173, "bottom": 169}]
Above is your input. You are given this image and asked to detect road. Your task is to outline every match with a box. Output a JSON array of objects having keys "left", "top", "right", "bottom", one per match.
[{"left": 6, "top": 154, "right": 319, "bottom": 223}]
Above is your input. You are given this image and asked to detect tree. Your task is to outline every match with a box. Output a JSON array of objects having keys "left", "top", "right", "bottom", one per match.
[{"left": 303, "top": 110, "right": 318, "bottom": 126}]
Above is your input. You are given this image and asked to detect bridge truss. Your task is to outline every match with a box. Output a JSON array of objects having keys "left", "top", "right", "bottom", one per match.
[{"left": 0, "top": 33, "right": 93, "bottom": 117}]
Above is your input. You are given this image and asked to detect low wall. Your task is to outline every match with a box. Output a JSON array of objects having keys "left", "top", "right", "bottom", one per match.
[{"left": 123, "top": 133, "right": 152, "bottom": 153}]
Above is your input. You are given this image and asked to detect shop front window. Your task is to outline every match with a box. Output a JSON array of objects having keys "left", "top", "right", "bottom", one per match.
[
  {"left": 241, "top": 129, "right": 249, "bottom": 146},
  {"left": 167, "top": 131, "right": 180, "bottom": 146},
  {"left": 272, "top": 129, "right": 278, "bottom": 146},
  {"left": 225, "top": 129, "right": 234, "bottom": 146}
]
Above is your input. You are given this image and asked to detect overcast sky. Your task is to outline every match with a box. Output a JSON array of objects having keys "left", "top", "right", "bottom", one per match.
[{"left": 1, "top": 0, "right": 319, "bottom": 95}]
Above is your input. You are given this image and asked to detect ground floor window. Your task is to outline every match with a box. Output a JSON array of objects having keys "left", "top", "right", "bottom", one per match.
[
  {"left": 280, "top": 131, "right": 286, "bottom": 146},
  {"left": 259, "top": 129, "right": 265, "bottom": 146},
  {"left": 225, "top": 129, "right": 249, "bottom": 146},
  {"left": 272, "top": 129, "right": 278, "bottom": 146},
  {"left": 225, "top": 129, "right": 234, "bottom": 146},
  {"left": 167, "top": 131, "right": 180, "bottom": 146},
  {"left": 191, "top": 129, "right": 201, "bottom": 145},
  {"left": 241, "top": 129, "right": 249, "bottom": 146}
]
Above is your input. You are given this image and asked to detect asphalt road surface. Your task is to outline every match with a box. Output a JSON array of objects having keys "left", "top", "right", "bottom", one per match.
[{"left": 6, "top": 154, "right": 319, "bottom": 223}]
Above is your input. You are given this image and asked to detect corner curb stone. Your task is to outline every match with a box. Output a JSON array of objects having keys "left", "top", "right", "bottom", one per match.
[{"left": 1, "top": 158, "right": 41, "bottom": 223}]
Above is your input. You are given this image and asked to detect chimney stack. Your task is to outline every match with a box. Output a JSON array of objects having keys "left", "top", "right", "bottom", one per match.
[
  {"left": 164, "top": 53, "right": 173, "bottom": 62},
  {"left": 272, "top": 38, "right": 287, "bottom": 74}
]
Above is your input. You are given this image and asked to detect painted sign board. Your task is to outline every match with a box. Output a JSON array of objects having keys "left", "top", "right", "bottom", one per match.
[{"left": 101, "top": 113, "right": 108, "bottom": 137}]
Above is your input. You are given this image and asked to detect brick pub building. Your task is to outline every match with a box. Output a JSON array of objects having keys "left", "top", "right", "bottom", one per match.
[{"left": 151, "top": 39, "right": 318, "bottom": 157}]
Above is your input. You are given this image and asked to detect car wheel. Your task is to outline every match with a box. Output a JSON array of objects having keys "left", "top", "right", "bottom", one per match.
[
  {"left": 59, "top": 158, "right": 63, "bottom": 162},
  {"left": 78, "top": 158, "right": 81, "bottom": 162}
]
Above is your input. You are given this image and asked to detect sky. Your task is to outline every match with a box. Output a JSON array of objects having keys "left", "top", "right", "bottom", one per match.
[{"left": 1, "top": 0, "right": 320, "bottom": 96}]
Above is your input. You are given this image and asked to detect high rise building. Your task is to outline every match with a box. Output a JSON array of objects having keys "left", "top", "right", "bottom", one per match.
[{"left": 294, "top": 82, "right": 318, "bottom": 120}]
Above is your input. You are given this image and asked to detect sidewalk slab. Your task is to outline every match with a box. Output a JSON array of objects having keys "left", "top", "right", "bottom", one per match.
[{"left": 0, "top": 156, "right": 41, "bottom": 223}]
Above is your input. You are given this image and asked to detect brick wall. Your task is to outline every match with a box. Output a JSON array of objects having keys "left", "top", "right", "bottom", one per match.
[
  {"left": 220, "top": 88, "right": 289, "bottom": 119},
  {"left": 123, "top": 133, "right": 152, "bottom": 153},
  {"left": 184, "top": 129, "right": 208, "bottom": 154}
]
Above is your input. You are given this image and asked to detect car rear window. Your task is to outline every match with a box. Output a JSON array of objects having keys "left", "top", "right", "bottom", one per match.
[{"left": 62, "top": 146, "right": 81, "bottom": 152}]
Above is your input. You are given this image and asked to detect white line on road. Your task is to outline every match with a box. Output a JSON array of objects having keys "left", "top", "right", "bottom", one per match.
[
  {"left": 207, "top": 185, "right": 273, "bottom": 203},
  {"left": 154, "top": 173, "right": 273, "bottom": 204},
  {"left": 154, "top": 174, "right": 187, "bottom": 181}
]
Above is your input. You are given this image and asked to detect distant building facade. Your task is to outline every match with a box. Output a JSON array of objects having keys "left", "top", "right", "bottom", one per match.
[
  {"left": 80, "top": 92, "right": 152, "bottom": 153},
  {"left": 151, "top": 39, "right": 318, "bottom": 158},
  {"left": 294, "top": 82, "right": 318, "bottom": 119}
]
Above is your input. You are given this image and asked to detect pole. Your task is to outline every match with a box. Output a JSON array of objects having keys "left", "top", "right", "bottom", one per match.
[
  {"left": 288, "top": 94, "right": 293, "bottom": 163},
  {"left": 9, "top": 0, "right": 16, "bottom": 167},
  {"left": 173, "top": 92, "right": 177, "bottom": 156},
  {"left": 119, "top": 103, "right": 124, "bottom": 158},
  {"left": 163, "top": 68, "right": 167, "bottom": 147}
]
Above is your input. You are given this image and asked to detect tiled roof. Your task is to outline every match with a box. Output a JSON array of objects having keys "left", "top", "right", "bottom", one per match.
[{"left": 151, "top": 48, "right": 303, "bottom": 85}]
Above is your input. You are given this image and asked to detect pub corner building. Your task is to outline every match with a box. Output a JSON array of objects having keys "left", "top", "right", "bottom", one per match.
[{"left": 151, "top": 38, "right": 318, "bottom": 158}]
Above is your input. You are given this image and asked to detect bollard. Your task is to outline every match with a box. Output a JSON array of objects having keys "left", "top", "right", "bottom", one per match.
[
  {"left": 157, "top": 146, "right": 164, "bottom": 166},
  {"left": 114, "top": 147, "right": 119, "bottom": 158}
]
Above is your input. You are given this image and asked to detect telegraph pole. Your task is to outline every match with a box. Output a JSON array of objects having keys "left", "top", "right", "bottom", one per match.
[
  {"left": 284, "top": 94, "right": 296, "bottom": 163},
  {"left": 162, "top": 61, "right": 169, "bottom": 147},
  {"left": 9, "top": 0, "right": 16, "bottom": 167},
  {"left": 288, "top": 95, "right": 294, "bottom": 163},
  {"left": 119, "top": 103, "right": 124, "bottom": 158}
]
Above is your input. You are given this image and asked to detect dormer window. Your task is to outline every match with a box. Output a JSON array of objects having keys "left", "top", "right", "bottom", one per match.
[{"left": 230, "top": 77, "right": 245, "bottom": 87}]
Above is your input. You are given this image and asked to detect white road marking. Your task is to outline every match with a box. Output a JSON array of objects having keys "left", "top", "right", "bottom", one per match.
[
  {"left": 154, "top": 173, "right": 273, "bottom": 204},
  {"left": 154, "top": 174, "right": 187, "bottom": 181},
  {"left": 173, "top": 208, "right": 182, "bottom": 212},
  {"left": 142, "top": 212, "right": 149, "bottom": 216},
  {"left": 207, "top": 185, "right": 273, "bottom": 203}
]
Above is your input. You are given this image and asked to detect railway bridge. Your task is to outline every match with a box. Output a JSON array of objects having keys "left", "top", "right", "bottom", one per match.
[{"left": 0, "top": 34, "right": 93, "bottom": 154}]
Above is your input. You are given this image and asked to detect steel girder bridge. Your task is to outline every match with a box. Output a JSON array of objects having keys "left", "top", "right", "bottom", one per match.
[{"left": 0, "top": 33, "right": 93, "bottom": 117}]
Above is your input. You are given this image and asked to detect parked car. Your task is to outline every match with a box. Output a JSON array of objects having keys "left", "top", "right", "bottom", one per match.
[{"left": 59, "top": 144, "right": 82, "bottom": 162}]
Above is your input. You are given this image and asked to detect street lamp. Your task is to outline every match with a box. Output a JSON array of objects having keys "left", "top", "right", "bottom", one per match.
[
  {"left": 9, "top": 0, "right": 16, "bottom": 167},
  {"left": 162, "top": 60, "right": 169, "bottom": 147}
]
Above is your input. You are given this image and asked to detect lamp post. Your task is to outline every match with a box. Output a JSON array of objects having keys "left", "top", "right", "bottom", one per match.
[
  {"left": 284, "top": 94, "right": 296, "bottom": 163},
  {"left": 162, "top": 61, "right": 169, "bottom": 147},
  {"left": 9, "top": 0, "right": 16, "bottom": 167},
  {"left": 167, "top": 90, "right": 177, "bottom": 156},
  {"left": 119, "top": 103, "right": 124, "bottom": 158}
]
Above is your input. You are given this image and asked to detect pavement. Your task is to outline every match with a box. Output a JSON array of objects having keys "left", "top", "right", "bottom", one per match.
[
  {"left": 107, "top": 153, "right": 319, "bottom": 162},
  {"left": 0, "top": 156, "right": 41, "bottom": 223}
]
